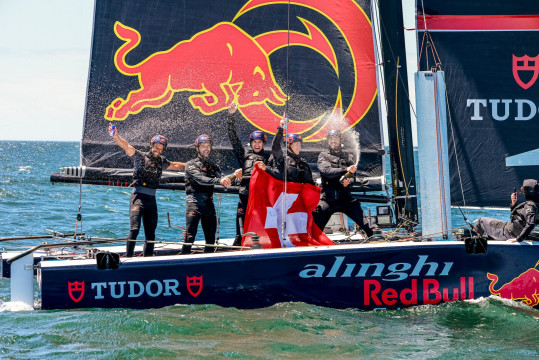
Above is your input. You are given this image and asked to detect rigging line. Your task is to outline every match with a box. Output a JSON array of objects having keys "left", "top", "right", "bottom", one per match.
[
  {"left": 281, "top": 0, "right": 292, "bottom": 247},
  {"left": 428, "top": 32, "right": 442, "bottom": 68},
  {"left": 216, "top": 193, "right": 222, "bottom": 241},
  {"left": 394, "top": 56, "right": 410, "bottom": 198},
  {"left": 420, "top": 0, "right": 428, "bottom": 32}
]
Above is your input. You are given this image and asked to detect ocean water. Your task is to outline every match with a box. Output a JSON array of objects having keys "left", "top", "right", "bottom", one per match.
[{"left": 0, "top": 141, "right": 537, "bottom": 359}]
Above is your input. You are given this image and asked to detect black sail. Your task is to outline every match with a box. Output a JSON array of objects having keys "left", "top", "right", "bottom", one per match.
[
  {"left": 52, "top": 0, "right": 386, "bottom": 194},
  {"left": 418, "top": 0, "right": 539, "bottom": 208},
  {"left": 376, "top": 0, "right": 419, "bottom": 222}
]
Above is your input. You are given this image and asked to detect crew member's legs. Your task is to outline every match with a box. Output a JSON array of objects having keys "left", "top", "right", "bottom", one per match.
[
  {"left": 234, "top": 194, "right": 249, "bottom": 246},
  {"left": 474, "top": 217, "right": 512, "bottom": 240},
  {"left": 126, "top": 193, "right": 142, "bottom": 257},
  {"left": 201, "top": 203, "right": 217, "bottom": 253},
  {"left": 312, "top": 199, "right": 334, "bottom": 231},
  {"left": 141, "top": 195, "right": 158, "bottom": 256},
  {"left": 182, "top": 203, "right": 201, "bottom": 254},
  {"left": 344, "top": 199, "right": 373, "bottom": 237}
]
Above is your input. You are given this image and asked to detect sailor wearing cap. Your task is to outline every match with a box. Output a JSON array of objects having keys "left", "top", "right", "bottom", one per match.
[
  {"left": 182, "top": 134, "right": 236, "bottom": 254},
  {"left": 108, "top": 124, "right": 185, "bottom": 257},
  {"left": 226, "top": 102, "right": 270, "bottom": 246},
  {"left": 312, "top": 129, "right": 373, "bottom": 237},
  {"left": 258, "top": 115, "right": 314, "bottom": 185}
]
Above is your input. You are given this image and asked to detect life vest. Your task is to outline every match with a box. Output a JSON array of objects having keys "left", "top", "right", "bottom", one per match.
[
  {"left": 510, "top": 200, "right": 538, "bottom": 230},
  {"left": 285, "top": 151, "right": 313, "bottom": 184},
  {"left": 240, "top": 150, "right": 271, "bottom": 194},
  {"left": 132, "top": 151, "right": 164, "bottom": 189}
]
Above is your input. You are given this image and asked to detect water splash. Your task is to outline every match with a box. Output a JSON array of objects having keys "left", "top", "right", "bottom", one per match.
[
  {"left": 324, "top": 110, "right": 361, "bottom": 164},
  {"left": 0, "top": 300, "right": 34, "bottom": 312}
]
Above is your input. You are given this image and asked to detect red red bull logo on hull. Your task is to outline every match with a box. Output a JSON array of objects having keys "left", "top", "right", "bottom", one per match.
[
  {"left": 104, "top": 0, "right": 377, "bottom": 141},
  {"left": 487, "top": 260, "right": 539, "bottom": 307}
]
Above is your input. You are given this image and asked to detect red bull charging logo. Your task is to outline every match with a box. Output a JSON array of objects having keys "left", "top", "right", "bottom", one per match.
[
  {"left": 487, "top": 260, "right": 539, "bottom": 307},
  {"left": 104, "top": 0, "right": 377, "bottom": 141}
]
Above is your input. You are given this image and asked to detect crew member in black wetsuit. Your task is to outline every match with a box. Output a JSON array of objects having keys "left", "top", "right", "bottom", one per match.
[
  {"left": 182, "top": 134, "right": 238, "bottom": 254},
  {"left": 109, "top": 124, "right": 185, "bottom": 257},
  {"left": 226, "top": 102, "right": 272, "bottom": 246},
  {"left": 474, "top": 179, "right": 539, "bottom": 243},
  {"left": 311, "top": 130, "right": 373, "bottom": 237},
  {"left": 257, "top": 117, "right": 313, "bottom": 185}
]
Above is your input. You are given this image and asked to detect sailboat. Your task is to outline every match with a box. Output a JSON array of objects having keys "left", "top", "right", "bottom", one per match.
[{"left": 3, "top": 0, "right": 539, "bottom": 310}]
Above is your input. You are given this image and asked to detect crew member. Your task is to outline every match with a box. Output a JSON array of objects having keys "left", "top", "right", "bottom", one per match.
[
  {"left": 109, "top": 124, "right": 185, "bottom": 257},
  {"left": 474, "top": 179, "right": 539, "bottom": 242},
  {"left": 182, "top": 134, "right": 238, "bottom": 254},
  {"left": 227, "top": 102, "right": 271, "bottom": 246},
  {"left": 312, "top": 130, "right": 373, "bottom": 237},
  {"left": 258, "top": 117, "right": 313, "bottom": 185}
]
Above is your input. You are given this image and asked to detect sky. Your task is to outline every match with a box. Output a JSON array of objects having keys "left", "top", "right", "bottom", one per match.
[
  {"left": 0, "top": 0, "right": 94, "bottom": 141},
  {"left": 0, "top": 0, "right": 416, "bottom": 142}
]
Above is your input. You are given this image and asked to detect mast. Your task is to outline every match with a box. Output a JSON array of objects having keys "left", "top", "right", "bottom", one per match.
[{"left": 375, "top": 0, "right": 418, "bottom": 226}]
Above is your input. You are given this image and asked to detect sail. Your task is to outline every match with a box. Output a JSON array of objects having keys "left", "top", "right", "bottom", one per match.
[
  {"left": 418, "top": 1, "right": 539, "bottom": 208},
  {"left": 52, "top": 0, "right": 385, "bottom": 192},
  {"left": 375, "top": 0, "right": 418, "bottom": 222}
]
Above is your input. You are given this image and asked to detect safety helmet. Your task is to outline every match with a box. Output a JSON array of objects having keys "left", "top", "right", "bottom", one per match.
[
  {"left": 250, "top": 130, "right": 267, "bottom": 143},
  {"left": 194, "top": 134, "right": 213, "bottom": 147},
  {"left": 327, "top": 129, "right": 342, "bottom": 140},
  {"left": 285, "top": 133, "right": 302, "bottom": 145},
  {"left": 151, "top": 135, "right": 168, "bottom": 150}
]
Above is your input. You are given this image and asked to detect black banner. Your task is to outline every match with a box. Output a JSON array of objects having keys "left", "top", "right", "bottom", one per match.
[{"left": 418, "top": 1, "right": 539, "bottom": 207}]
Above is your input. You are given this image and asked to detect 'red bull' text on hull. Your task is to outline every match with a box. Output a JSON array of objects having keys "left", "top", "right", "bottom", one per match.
[{"left": 38, "top": 241, "right": 539, "bottom": 310}]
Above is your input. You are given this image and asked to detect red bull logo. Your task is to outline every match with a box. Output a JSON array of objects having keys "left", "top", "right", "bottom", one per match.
[
  {"left": 487, "top": 260, "right": 539, "bottom": 307},
  {"left": 104, "top": 0, "right": 377, "bottom": 141}
]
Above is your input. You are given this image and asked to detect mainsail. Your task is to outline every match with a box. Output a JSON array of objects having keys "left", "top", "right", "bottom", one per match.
[
  {"left": 418, "top": 0, "right": 539, "bottom": 208},
  {"left": 52, "top": 0, "right": 386, "bottom": 194}
]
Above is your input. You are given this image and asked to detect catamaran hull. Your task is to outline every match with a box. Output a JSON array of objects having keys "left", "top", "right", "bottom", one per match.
[{"left": 38, "top": 241, "right": 539, "bottom": 310}]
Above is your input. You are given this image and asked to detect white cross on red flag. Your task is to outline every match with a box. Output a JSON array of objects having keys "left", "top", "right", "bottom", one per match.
[{"left": 243, "top": 166, "right": 334, "bottom": 248}]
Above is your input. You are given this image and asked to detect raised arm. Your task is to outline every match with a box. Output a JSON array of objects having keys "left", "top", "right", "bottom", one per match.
[
  {"left": 271, "top": 119, "right": 285, "bottom": 165},
  {"left": 109, "top": 123, "right": 135, "bottom": 157},
  {"left": 226, "top": 102, "right": 245, "bottom": 163}
]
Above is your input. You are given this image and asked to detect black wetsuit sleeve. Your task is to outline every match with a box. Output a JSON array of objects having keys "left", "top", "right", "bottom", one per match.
[
  {"left": 317, "top": 152, "right": 346, "bottom": 179},
  {"left": 271, "top": 127, "right": 284, "bottom": 166},
  {"left": 186, "top": 162, "right": 221, "bottom": 185},
  {"left": 516, "top": 203, "right": 537, "bottom": 242},
  {"left": 161, "top": 157, "right": 171, "bottom": 170},
  {"left": 264, "top": 155, "right": 283, "bottom": 180},
  {"left": 227, "top": 114, "right": 245, "bottom": 164}
]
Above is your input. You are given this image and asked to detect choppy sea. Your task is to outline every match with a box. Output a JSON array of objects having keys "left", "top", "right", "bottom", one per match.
[{"left": 0, "top": 141, "right": 537, "bottom": 359}]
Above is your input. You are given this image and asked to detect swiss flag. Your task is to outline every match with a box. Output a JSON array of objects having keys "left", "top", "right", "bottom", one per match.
[{"left": 243, "top": 166, "right": 334, "bottom": 248}]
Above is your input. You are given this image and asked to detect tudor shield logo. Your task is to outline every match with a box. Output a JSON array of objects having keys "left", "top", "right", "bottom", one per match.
[
  {"left": 186, "top": 276, "right": 203, "bottom": 297},
  {"left": 68, "top": 281, "right": 85, "bottom": 303},
  {"left": 513, "top": 54, "right": 539, "bottom": 90}
]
